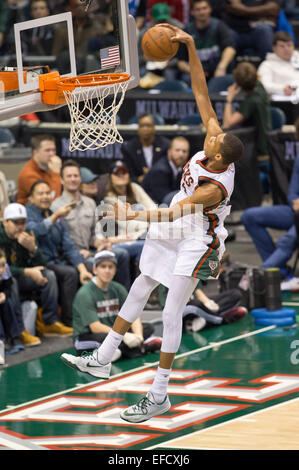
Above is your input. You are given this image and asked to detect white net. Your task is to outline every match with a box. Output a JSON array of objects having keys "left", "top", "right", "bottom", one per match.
[{"left": 62, "top": 75, "right": 129, "bottom": 152}]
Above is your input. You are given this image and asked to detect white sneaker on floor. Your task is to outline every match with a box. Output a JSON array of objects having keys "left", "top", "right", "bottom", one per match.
[
  {"left": 60, "top": 350, "right": 111, "bottom": 378},
  {"left": 120, "top": 391, "right": 171, "bottom": 423},
  {"left": 281, "top": 277, "right": 299, "bottom": 291}
]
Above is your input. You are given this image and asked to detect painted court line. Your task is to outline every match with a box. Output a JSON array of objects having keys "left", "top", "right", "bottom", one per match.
[
  {"left": 0, "top": 324, "right": 276, "bottom": 414},
  {"left": 145, "top": 397, "right": 299, "bottom": 450}
]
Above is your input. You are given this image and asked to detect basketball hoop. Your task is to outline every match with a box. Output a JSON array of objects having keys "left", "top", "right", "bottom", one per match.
[{"left": 39, "top": 72, "right": 130, "bottom": 152}]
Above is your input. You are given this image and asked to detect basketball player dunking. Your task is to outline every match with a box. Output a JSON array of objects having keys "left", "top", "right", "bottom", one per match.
[{"left": 61, "top": 25, "right": 244, "bottom": 422}]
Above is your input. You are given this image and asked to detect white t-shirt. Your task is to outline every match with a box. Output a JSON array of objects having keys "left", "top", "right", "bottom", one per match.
[{"left": 143, "top": 145, "right": 153, "bottom": 168}]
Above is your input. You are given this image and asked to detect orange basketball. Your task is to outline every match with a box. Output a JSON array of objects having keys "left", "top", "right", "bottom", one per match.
[{"left": 141, "top": 25, "right": 179, "bottom": 62}]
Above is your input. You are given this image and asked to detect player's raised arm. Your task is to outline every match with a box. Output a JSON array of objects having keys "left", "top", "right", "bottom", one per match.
[{"left": 160, "top": 24, "right": 223, "bottom": 139}]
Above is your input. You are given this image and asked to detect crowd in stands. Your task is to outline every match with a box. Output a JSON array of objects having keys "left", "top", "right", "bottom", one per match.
[{"left": 0, "top": 0, "right": 299, "bottom": 363}]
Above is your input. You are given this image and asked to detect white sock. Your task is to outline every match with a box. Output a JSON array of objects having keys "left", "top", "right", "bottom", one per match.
[
  {"left": 96, "top": 330, "right": 123, "bottom": 365},
  {"left": 149, "top": 366, "right": 171, "bottom": 403}
]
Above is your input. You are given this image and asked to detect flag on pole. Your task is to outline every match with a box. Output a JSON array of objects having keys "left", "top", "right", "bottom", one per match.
[{"left": 100, "top": 46, "right": 120, "bottom": 68}]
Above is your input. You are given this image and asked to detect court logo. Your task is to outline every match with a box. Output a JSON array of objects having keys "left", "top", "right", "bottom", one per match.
[{"left": 290, "top": 340, "right": 299, "bottom": 365}]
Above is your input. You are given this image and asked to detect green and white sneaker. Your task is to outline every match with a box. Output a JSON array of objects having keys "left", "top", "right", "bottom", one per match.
[
  {"left": 60, "top": 350, "right": 111, "bottom": 379},
  {"left": 120, "top": 392, "right": 171, "bottom": 423}
]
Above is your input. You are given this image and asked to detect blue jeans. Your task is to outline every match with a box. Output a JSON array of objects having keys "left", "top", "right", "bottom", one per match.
[
  {"left": 0, "top": 297, "right": 23, "bottom": 341},
  {"left": 18, "top": 268, "right": 59, "bottom": 325},
  {"left": 241, "top": 205, "right": 296, "bottom": 269},
  {"left": 232, "top": 22, "right": 274, "bottom": 60}
]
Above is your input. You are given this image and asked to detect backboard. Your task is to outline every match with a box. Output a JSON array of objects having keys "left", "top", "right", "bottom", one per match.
[{"left": 0, "top": 0, "right": 139, "bottom": 120}]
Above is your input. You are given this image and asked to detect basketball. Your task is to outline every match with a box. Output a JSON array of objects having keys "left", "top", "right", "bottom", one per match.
[{"left": 141, "top": 25, "right": 179, "bottom": 62}]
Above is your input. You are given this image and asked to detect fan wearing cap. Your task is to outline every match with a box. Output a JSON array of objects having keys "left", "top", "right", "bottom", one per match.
[
  {"left": 0, "top": 203, "right": 73, "bottom": 343},
  {"left": 71, "top": 250, "right": 161, "bottom": 359},
  {"left": 101, "top": 160, "right": 156, "bottom": 281},
  {"left": 80, "top": 167, "right": 110, "bottom": 205},
  {"left": 138, "top": 4, "right": 184, "bottom": 87}
]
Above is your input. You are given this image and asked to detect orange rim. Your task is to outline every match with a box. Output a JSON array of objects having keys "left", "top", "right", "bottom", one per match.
[{"left": 58, "top": 73, "right": 130, "bottom": 91}]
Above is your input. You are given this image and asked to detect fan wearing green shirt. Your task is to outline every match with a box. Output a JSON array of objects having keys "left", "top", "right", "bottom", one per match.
[{"left": 72, "top": 250, "right": 161, "bottom": 361}]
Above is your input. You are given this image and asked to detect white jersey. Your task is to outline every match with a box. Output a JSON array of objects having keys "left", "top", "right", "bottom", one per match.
[{"left": 139, "top": 150, "right": 235, "bottom": 287}]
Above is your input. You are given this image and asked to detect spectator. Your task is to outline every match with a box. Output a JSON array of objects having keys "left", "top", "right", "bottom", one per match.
[
  {"left": 102, "top": 160, "right": 156, "bottom": 278},
  {"left": 208, "top": 0, "right": 227, "bottom": 19},
  {"left": 223, "top": 0, "right": 280, "bottom": 61},
  {"left": 52, "top": 0, "right": 98, "bottom": 73},
  {"left": 121, "top": 113, "right": 170, "bottom": 183},
  {"left": 0, "top": 0, "right": 8, "bottom": 52},
  {"left": 145, "top": 0, "right": 190, "bottom": 26},
  {"left": 0, "top": 170, "right": 9, "bottom": 218},
  {"left": 0, "top": 248, "right": 24, "bottom": 354},
  {"left": 282, "top": 0, "right": 299, "bottom": 20},
  {"left": 51, "top": 160, "right": 132, "bottom": 290},
  {"left": 139, "top": 3, "right": 184, "bottom": 84},
  {"left": 26, "top": 180, "right": 92, "bottom": 327},
  {"left": 129, "top": 0, "right": 147, "bottom": 30},
  {"left": 0, "top": 203, "right": 72, "bottom": 342},
  {"left": 80, "top": 167, "right": 109, "bottom": 205},
  {"left": 222, "top": 62, "right": 272, "bottom": 159},
  {"left": 142, "top": 136, "right": 190, "bottom": 205},
  {"left": 257, "top": 31, "right": 299, "bottom": 96},
  {"left": 72, "top": 250, "right": 161, "bottom": 359},
  {"left": 17, "top": 134, "right": 62, "bottom": 206},
  {"left": 1, "top": 0, "right": 30, "bottom": 55},
  {"left": 241, "top": 150, "right": 299, "bottom": 275},
  {"left": 21, "top": 0, "right": 54, "bottom": 55},
  {"left": 177, "top": 0, "right": 236, "bottom": 86}
]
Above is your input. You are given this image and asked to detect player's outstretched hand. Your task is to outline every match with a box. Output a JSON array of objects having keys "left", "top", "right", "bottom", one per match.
[
  {"left": 158, "top": 23, "right": 193, "bottom": 45},
  {"left": 101, "top": 201, "right": 136, "bottom": 221}
]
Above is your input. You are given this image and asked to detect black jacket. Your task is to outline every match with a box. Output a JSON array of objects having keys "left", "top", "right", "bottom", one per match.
[
  {"left": 121, "top": 135, "right": 170, "bottom": 182},
  {"left": 142, "top": 157, "right": 182, "bottom": 204}
]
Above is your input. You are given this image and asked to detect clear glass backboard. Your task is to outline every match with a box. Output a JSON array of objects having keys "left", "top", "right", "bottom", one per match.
[{"left": 0, "top": 0, "right": 139, "bottom": 120}]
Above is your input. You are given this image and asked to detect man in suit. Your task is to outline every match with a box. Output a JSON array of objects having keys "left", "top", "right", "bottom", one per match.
[
  {"left": 121, "top": 113, "right": 170, "bottom": 184},
  {"left": 142, "top": 136, "right": 190, "bottom": 205}
]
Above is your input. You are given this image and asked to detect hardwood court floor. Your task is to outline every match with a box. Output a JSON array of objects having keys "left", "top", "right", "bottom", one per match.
[
  {"left": 153, "top": 398, "right": 299, "bottom": 450},
  {"left": 0, "top": 312, "right": 298, "bottom": 451}
]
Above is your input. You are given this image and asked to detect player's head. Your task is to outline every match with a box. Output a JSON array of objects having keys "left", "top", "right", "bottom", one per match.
[
  {"left": 219, "top": 133, "right": 244, "bottom": 165},
  {"left": 205, "top": 132, "right": 244, "bottom": 165}
]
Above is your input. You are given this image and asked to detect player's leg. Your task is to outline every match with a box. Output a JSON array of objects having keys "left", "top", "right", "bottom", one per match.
[
  {"left": 61, "top": 273, "right": 159, "bottom": 377},
  {"left": 120, "top": 275, "right": 199, "bottom": 422}
]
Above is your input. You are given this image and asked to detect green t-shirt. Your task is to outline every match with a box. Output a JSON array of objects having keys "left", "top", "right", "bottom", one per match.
[
  {"left": 72, "top": 278, "right": 128, "bottom": 340},
  {"left": 239, "top": 81, "right": 272, "bottom": 156}
]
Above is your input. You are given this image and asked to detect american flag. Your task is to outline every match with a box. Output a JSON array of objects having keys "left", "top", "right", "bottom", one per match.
[{"left": 100, "top": 46, "right": 120, "bottom": 69}]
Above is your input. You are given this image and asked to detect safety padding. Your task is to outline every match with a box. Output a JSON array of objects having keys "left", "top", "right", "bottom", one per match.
[{"left": 251, "top": 307, "right": 296, "bottom": 326}]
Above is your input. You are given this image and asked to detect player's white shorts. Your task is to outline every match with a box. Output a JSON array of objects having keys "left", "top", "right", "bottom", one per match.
[{"left": 139, "top": 216, "right": 227, "bottom": 288}]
